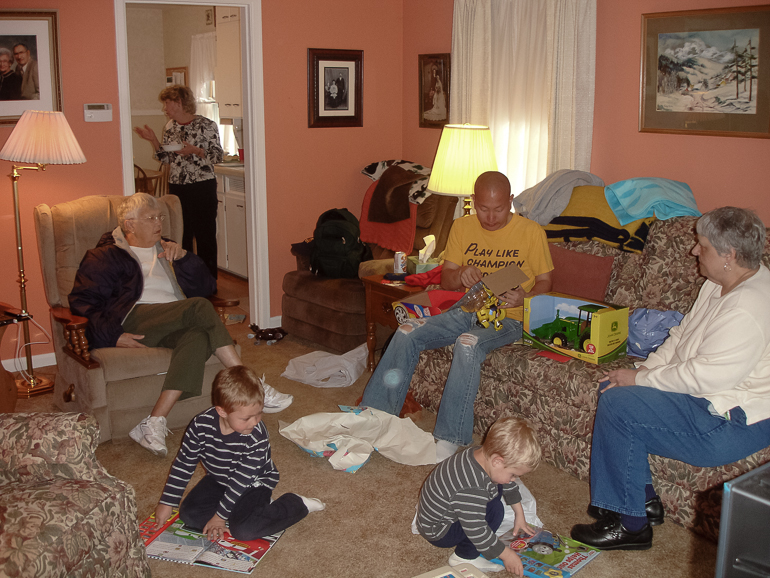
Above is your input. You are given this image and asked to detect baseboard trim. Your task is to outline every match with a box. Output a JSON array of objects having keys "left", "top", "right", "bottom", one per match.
[{"left": 2, "top": 352, "right": 57, "bottom": 373}]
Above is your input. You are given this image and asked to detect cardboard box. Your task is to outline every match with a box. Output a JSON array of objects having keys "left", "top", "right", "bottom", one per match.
[
  {"left": 406, "top": 256, "right": 441, "bottom": 275},
  {"left": 523, "top": 292, "right": 628, "bottom": 364},
  {"left": 392, "top": 290, "right": 464, "bottom": 325},
  {"left": 392, "top": 264, "right": 530, "bottom": 325}
]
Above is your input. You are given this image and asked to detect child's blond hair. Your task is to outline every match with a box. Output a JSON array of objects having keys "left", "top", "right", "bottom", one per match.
[
  {"left": 211, "top": 366, "right": 264, "bottom": 413},
  {"left": 482, "top": 416, "right": 542, "bottom": 470}
]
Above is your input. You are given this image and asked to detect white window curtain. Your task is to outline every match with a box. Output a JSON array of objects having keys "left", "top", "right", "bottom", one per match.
[
  {"left": 451, "top": 0, "right": 596, "bottom": 195},
  {"left": 190, "top": 31, "right": 237, "bottom": 155}
]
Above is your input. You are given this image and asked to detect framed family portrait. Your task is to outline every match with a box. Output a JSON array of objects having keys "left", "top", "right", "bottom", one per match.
[
  {"left": 418, "top": 53, "right": 450, "bottom": 129},
  {"left": 640, "top": 5, "right": 770, "bottom": 138},
  {"left": 307, "top": 48, "right": 363, "bottom": 128},
  {"left": 0, "top": 10, "right": 62, "bottom": 125}
]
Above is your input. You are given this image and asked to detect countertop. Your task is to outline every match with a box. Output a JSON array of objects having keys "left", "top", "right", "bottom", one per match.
[{"left": 214, "top": 163, "right": 245, "bottom": 178}]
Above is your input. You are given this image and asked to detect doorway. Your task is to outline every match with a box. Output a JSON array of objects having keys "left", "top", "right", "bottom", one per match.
[{"left": 114, "top": 0, "right": 271, "bottom": 327}]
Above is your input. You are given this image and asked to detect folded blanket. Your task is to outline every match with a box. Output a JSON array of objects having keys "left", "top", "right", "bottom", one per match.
[
  {"left": 604, "top": 177, "right": 701, "bottom": 225},
  {"left": 513, "top": 169, "right": 605, "bottom": 225}
]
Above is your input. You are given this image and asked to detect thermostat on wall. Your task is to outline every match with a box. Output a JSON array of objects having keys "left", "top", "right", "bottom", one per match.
[{"left": 84, "top": 103, "right": 112, "bottom": 122}]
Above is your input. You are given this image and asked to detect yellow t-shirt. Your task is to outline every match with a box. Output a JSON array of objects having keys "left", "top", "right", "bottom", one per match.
[{"left": 444, "top": 213, "right": 553, "bottom": 321}]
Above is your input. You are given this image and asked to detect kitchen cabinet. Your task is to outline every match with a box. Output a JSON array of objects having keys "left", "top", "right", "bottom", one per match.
[
  {"left": 215, "top": 10, "right": 242, "bottom": 118},
  {"left": 215, "top": 172, "right": 248, "bottom": 278}
]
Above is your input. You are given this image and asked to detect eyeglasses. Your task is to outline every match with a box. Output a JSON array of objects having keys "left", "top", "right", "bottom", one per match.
[{"left": 129, "top": 215, "right": 165, "bottom": 223}]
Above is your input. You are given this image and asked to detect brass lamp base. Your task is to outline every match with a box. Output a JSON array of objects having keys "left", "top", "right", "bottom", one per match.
[{"left": 16, "top": 374, "right": 55, "bottom": 398}]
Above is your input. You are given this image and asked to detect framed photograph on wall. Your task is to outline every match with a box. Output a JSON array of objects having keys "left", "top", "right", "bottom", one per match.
[
  {"left": 307, "top": 48, "right": 363, "bottom": 128},
  {"left": 640, "top": 5, "right": 770, "bottom": 138},
  {"left": 0, "top": 10, "right": 61, "bottom": 125},
  {"left": 419, "top": 53, "right": 450, "bottom": 128}
]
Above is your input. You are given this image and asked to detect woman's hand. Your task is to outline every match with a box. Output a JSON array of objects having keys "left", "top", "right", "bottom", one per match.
[
  {"left": 203, "top": 514, "right": 227, "bottom": 542},
  {"left": 134, "top": 125, "right": 160, "bottom": 149},
  {"left": 179, "top": 141, "right": 204, "bottom": 158},
  {"left": 117, "top": 333, "right": 147, "bottom": 348},
  {"left": 159, "top": 240, "right": 187, "bottom": 262},
  {"left": 600, "top": 368, "right": 640, "bottom": 389}
]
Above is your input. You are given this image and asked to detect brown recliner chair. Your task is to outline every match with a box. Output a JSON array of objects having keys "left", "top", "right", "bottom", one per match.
[
  {"left": 33, "top": 194, "right": 238, "bottom": 443},
  {"left": 281, "top": 192, "right": 457, "bottom": 353}
]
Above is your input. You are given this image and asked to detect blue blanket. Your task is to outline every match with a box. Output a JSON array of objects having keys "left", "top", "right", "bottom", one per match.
[{"left": 604, "top": 178, "right": 701, "bottom": 225}]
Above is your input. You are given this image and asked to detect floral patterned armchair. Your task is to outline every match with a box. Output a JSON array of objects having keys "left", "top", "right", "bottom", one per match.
[{"left": 0, "top": 413, "right": 149, "bottom": 577}]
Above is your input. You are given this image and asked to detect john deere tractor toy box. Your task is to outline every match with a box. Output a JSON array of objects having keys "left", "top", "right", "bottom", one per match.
[{"left": 523, "top": 292, "right": 628, "bottom": 364}]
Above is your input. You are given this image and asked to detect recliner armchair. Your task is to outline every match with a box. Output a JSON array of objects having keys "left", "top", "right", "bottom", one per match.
[{"left": 34, "top": 194, "right": 237, "bottom": 443}]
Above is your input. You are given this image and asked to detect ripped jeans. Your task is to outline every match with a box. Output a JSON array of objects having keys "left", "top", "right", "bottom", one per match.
[{"left": 360, "top": 307, "right": 522, "bottom": 445}]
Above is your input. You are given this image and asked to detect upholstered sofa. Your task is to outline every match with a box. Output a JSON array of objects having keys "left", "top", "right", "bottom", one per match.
[
  {"left": 409, "top": 216, "right": 770, "bottom": 541},
  {"left": 0, "top": 412, "right": 150, "bottom": 577}
]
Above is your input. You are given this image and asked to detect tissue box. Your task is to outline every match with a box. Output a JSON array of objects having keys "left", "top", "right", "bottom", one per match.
[
  {"left": 406, "top": 256, "right": 440, "bottom": 275},
  {"left": 523, "top": 292, "right": 628, "bottom": 364}
]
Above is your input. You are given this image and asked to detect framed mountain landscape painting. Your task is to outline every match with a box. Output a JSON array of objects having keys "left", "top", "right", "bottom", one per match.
[{"left": 640, "top": 5, "right": 770, "bottom": 138}]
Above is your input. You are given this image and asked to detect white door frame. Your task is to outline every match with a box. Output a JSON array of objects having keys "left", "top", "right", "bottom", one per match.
[{"left": 114, "top": 0, "right": 271, "bottom": 327}]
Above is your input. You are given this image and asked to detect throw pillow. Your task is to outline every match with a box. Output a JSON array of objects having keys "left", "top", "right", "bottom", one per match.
[
  {"left": 549, "top": 244, "right": 614, "bottom": 302},
  {"left": 368, "top": 165, "right": 421, "bottom": 223}
]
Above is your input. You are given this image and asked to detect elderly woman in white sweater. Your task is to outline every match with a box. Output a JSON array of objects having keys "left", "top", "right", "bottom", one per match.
[{"left": 571, "top": 206, "right": 770, "bottom": 551}]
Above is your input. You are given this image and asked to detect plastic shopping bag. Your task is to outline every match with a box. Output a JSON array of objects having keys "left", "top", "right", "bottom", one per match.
[
  {"left": 627, "top": 308, "right": 683, "bottom": 358},
  {"left": 281, "top": 343, "right": 367, "bottom": 388}
]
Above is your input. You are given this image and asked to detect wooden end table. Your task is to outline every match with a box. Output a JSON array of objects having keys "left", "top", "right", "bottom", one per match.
[{"left": 362, "top": 274, "right": 425, "bottom": 371}]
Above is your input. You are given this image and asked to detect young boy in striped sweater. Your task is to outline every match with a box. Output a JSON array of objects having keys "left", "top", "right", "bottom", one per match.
[
  {"left": 416, "top": 417, "right": 542, "bottom": 576},
  {"left": 151, "top": 366, "right": 324, "bottom": 542}
]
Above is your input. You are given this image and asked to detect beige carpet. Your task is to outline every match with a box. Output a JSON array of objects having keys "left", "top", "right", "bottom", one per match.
[{"left": 16, "top": 313, "right": 718, "bottom": 577}]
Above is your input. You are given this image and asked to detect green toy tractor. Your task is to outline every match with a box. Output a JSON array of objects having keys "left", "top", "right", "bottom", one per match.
[{"left": 531, "top": 304, "right": 604, "bottom": 352}]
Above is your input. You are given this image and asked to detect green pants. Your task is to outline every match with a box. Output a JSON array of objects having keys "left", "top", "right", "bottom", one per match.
[{"left": 122, "top": 297, "right": 234, "bottom": 399}]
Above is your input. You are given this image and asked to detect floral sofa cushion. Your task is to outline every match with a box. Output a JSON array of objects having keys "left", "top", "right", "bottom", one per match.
[{"left": 0, "top": 413, "right": 150, "bottom": 578}]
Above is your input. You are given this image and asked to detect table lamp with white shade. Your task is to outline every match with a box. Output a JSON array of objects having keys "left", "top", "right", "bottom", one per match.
[
  {"left": 427, "top": 124, "right": 498, "bottom": 215},
  {"left": 0, "top": 110, "right": 86, "bottom": 397}
]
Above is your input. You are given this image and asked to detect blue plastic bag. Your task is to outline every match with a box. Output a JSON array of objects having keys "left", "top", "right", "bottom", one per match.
[{"left": 627, "top": 308, "right": 684, "bottom": 359}]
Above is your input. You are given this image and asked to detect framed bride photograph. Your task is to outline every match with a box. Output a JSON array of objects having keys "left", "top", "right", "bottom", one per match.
[{"left": 418, "top": 53, "right": 450, "bottom": 129}]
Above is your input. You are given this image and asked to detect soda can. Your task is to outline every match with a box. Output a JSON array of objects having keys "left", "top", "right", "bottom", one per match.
[{"left": 394, "top": 251, "right": 407, "bottom": 274}]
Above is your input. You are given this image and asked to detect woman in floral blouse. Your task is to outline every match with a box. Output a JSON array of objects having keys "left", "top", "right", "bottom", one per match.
[{"left": 135, "top": 85, "right": 224, "bottom": 279}]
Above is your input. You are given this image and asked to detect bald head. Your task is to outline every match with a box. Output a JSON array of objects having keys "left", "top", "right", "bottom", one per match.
[{"left": 472, "top": 171, "right": 513, "bottom": 231}]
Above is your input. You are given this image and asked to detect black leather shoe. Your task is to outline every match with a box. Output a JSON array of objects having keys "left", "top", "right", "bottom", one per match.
[
  {"left": 586, "top": 496, "right": 664, "bottom": 526},
  {"left": 570, "top": 517, "right": 652, "bottom": 550}
]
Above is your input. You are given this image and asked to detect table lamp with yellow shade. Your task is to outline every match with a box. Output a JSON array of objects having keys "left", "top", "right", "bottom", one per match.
[{"left": 427, "top": 124, "right": 498, "bottom": 215}]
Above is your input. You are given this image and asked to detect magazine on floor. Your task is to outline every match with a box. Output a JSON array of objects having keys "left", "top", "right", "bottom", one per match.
[
  {"left": 492, "top": 528, "right": 600, "bottom": 576},
  {"left": 139, "top": 511, "right": 282, "bottom": 574}
]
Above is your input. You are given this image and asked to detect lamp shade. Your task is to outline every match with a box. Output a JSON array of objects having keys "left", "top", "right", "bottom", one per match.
[
  {"left": 427, "top": 124, "right": 497, "bottom": 198},
  {"left": 0, "top": 110, "right": 86, "bottom": 165}
]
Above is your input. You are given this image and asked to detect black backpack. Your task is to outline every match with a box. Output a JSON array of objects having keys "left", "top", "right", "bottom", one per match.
[{"left": 309, "top": 208, "right": 372, "bottom": 278}]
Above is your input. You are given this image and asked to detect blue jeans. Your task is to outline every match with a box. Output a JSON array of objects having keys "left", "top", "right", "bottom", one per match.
[
  {"left": 590, "top": 386, "right": 770, "bottom": 517},
  {"left": 360, "top": 307, "right": 522, "bottom": 445},
  {"left": 428, "top": 486, "right": 505, "bottom": 560}
]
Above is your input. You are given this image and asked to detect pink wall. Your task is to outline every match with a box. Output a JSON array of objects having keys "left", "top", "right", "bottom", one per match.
[
  {"left": 0, "top": 0, "right": 123, "bottom": 361},
  {"left": 592, "top": 0, "right": 770, "bottom": 222},
  {"left": 401, "top": 0, "right": 454, "bottom": 166},
  {"left": 261, "top": 0, "right": 404, "bottom": 317}
]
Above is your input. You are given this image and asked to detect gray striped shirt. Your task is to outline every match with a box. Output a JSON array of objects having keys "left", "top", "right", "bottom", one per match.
[{"left": 416, "top": 446, "right": 522, "bottom": 559}]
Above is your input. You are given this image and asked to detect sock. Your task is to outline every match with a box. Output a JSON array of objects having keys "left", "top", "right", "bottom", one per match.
[
  {"left": 436, "top": 440, "right": 460, "bottom": 463},
  {"left": 645, "top": 484, "right": 657, "bottom": 501},
  {"left": 620, "top": 514, "right": 647, "bottom": 532},
  {"left": 298, "top": 495, "right": 326, "bottom": 513}
]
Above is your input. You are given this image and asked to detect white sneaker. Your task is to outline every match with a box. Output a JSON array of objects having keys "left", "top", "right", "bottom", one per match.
[
  {"left": 129, "top": 415, "right": 171, "bottom": 456},
  {"left": 261, "top": 376, "right": 293, "bottom": 413},
  {"left": 448, "top": 552, "right": 503, "bottom": 573}
]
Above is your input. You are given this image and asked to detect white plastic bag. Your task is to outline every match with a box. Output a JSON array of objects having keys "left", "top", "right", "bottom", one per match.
[{"left": 281, "top": 343, "right": 367, "bottom": 388}]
